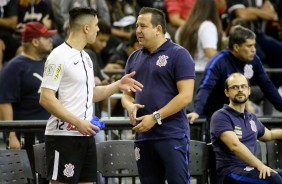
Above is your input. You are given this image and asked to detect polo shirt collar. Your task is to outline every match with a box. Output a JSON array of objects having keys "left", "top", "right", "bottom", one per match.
[
  {"left": 223, "top": 104, "right": 251, "bottom": 118},
  {"left": 141, "top": 38, "right": 171, "bottom": 54}
]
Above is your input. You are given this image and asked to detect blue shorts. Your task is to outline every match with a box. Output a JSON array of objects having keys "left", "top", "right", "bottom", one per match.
[
  {"left": 222, "top": 166, "right": 282, "bottom": 184},
  {"left": 45, "top": 135, "right": 97, "bottom": 184},
  {"left": 134, "top": 137, "right": 190, "bottom": 184}
]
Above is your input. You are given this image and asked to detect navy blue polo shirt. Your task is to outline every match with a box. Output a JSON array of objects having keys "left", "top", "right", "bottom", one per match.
[
  {"left": 210, "top": 105, "right": 265, "bottom": 178},
  {"left": 125, "top": 39, "right": 195, "bottom": 141},
  {"left": 194, "top": 50, "right": 282, "bottom": 119}
]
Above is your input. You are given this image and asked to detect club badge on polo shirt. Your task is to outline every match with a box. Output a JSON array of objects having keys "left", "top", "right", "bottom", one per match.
[
  {"left": 249, "top": 119, "right": 257, "bottom": 132},
  {"left": 156, "top": 55, "right": 168, "bottom": 67},
  {"left": 244, "top": 64, "right": 254, "bottom": 79}
]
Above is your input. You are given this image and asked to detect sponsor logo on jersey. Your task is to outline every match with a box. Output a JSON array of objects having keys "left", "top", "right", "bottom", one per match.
[
  {"left": 156, "top": 55, "right": 168, "bottom": 67},
  {"left": 234, "top": 125, "right": 242, "bottom": 139},
  {"left": 54, "top": 64, "right": 61, "bottom": 81},
  {"left": 66, "top": 123, "right": 77, "bottom": 131}
]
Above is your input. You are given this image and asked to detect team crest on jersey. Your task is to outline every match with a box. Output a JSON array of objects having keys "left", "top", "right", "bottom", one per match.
[
  {"left": 63, "top": 163, "right": 75, "bottom": 177},
  {"left": 249, "top": 120, "right": 257, "bottom": 132},
  {"left": 135, "top": 147, "right": 140, "bottom": 161},
  {"left": 244, "top": 64, "right": 253, "bottom": 79},
  {"left": 156, "top": 55, "right": 168, "bottom": 67}
]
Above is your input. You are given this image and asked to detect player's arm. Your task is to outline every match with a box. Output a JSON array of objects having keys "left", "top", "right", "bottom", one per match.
[
  {"left": 158, "top": 79, "right": 194, "bottom": 120},
  {"left": 93, "top": 71, "right": 143, "bottom": 102},
  {"left": 39, "top": 88, "right": 96, "bottom": 135},
  {"left": 132, "top": 79, "right": 194, "bottom": 132},
  {"left": 258, "top": 128, "right": 282, "bottom": 142},
  {"left": 0, "top": 103, "right": 21, "bottom": 149},
  {"left": 0, "top": 16, "right": 17, "bottom": 30},
  {"left": 220, "top": 131, "right": 277, "bottom": 179},
  {"left": 234, "top": 1, "right": 276, "bottom": 21}
]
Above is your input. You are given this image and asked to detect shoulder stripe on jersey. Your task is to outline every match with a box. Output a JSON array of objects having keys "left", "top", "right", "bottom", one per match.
[{"left": 200, "top": 52, "right": 228, "bottom": 88}]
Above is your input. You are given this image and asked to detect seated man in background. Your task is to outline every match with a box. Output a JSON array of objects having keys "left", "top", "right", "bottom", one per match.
[
  {"left": 210, "top": 73, "right": 282, "bottom": 183},
  {"left": 226, "top": 0, "right": 282, "bottom": 88},
  {"left": 187, "top": 25, "right": 282, "bottom": 143}
]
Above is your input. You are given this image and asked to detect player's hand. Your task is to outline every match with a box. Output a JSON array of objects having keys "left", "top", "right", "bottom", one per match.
[
  {"left": 133, "top": 114, "right": 155, "bottom": 132},
  {"left": 257, "top": 164, "right": 277, "bottom": 179},
  {"left": 119, "top": 71, "right": 143, "bottom": 92},
  {"left": 127, "top": 104, "right": 144, "bottom": 125},
  {"left": 187, "top": 112, "right": 199, "bottom": 124},
  {"left": 9, "top": 133, "right": 21, "bottom": 149},
  {"left": 76, "top": 120, "right": 99, "bottom": 135}
]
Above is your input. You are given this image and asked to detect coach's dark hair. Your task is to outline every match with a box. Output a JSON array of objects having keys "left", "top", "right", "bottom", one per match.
[
  {"left": 224, "top": 73, "right": 250, "bottom": 91},
  {"left": 139, "top": 7, "right": 166, "bottom": 34},
  {"left": 69, "top": 7, "right": 98, "bottom": 28},
  {"left": 228, "top": 25, "right": 256, "bottom": 50}
]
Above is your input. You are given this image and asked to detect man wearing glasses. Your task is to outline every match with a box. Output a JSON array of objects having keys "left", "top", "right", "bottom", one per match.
[
  {"left": 210, "top": 73, "right": 282, "bottom": 183},
  {"left": 187, "top": 25, "right": 282, "bottom": 143}
]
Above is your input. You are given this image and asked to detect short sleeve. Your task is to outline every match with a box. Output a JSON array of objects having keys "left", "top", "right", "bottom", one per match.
[
  {"left": 0, "top": 61, "right": 21, "bottom": 103},
  {"left": 198, "top": 21, "right": 218, "bottom": 49},
  {"left": 210, "top": 110, "right": 234, "bottom": 139},
  {"left": 174, "top": 47, "right": 195, "bottom": 81}
]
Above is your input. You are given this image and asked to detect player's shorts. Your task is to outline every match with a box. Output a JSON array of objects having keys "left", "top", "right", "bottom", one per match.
[{"left": 45, "top": 135, "right": 97, "bottom": 184}]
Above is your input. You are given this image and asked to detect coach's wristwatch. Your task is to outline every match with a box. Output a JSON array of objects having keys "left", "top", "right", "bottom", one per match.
[{"left": 153, "top": 111, "right": 162, "bottom": 125}]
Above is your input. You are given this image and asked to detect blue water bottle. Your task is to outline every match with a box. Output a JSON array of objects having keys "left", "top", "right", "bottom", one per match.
[{"left": 90, "top": 116, "right": 105, "bottom": 133}]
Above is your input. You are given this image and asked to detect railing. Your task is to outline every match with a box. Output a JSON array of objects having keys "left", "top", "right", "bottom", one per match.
[
  {"left": 102, "top": 68, "right": 282, "bottom": 76},
  {"left": 0, "top": 116, "right": 281, "bottom": 141}
]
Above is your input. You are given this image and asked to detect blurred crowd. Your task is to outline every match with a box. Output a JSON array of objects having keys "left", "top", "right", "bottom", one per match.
[{"left": 0, "top": 0, "right": 282, "bottom": 117}]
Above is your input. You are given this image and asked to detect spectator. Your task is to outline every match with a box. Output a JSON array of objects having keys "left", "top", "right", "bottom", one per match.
[
  {"left": 14, "top": 0, "right": 52, "bottom": 42},
  {"left": 122, "top": 7, "right": 195, "bottom": 183},
  {"left": 177, "top": 0, "right": 223, "bottom": 71},
  {"left": 86, "top": 20, "right": 111, "bottom": 81},
  {"left": 17, "top": 0, "right": 52, "bottom": 28},
  {"left": 39, "top": 7, "right": 143, "bottom": 183},
  {"left": 101, "top": 31, "right": 141, "bottom": 118},
  {"left": 50, "top": 0, "right": 110, "bottom": 47},
  {"left": 210, "top": 72, "right": 282, "bottom": 183},
  {"left": 0, "top": 0, "right": 21, "bottom": 67},
  {"left": 164, "top": 0, "right": 195, "bottom": 40},
  {"left": 105, "top": 0, "right": 139, "bottom": 40},
  {"left": 85, "top": 20, "right": 112, "bottom": 118},
  {"left": 187, "top": 26, "right": 282, "bottom": 142},
  {"left": 0, "top": 21, "right": 56, "bottom": 183},
  {"left": 226, "top": 0, "right": 282, "bottom": 88},
  {"left": 106, "top": 31, "right": 141, "bottom": 72},
  {"left": 165, "top": 0, "right": 195, "bottom": 28}
]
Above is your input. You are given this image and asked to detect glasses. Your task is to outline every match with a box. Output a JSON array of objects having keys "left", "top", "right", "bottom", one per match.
[{"left": 228, "top": 84, "right": 249, "bottom": 90}]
